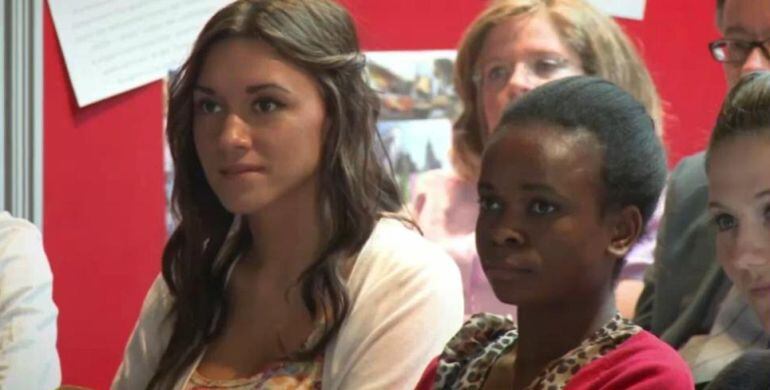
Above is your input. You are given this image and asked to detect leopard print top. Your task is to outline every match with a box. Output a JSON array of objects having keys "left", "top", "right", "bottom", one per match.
[{"left": 433, "top": 312, "right": 641, "bottom": 390}]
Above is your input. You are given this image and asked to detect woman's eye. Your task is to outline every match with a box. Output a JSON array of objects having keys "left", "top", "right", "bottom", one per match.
[
  {"left": 485, "top": 65, "right": 511, "bottom": 83},
  {"left": 713, "top": 213, "right": 737, "bottom": 232},
  {"left": 252, "top": 98, "right": 283, "bottom": 113},
  {"left": 528, "top": 199, "right": 557, "bottom": 216},
  {"left": 197, "top": 99, "right": 222, "bottom": 114},
  {"left": 479, "top": 197, "right": 502, "bottom": 212},
  {"left": 532, "top": 58, "right": 567, "bottom": 77}
]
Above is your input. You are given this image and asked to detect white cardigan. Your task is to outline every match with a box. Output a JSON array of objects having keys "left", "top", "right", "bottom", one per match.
[{"left": 112, "top": 218, "right": 464, "bottom": 389}]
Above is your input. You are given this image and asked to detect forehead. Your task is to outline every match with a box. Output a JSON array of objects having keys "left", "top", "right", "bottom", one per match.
[
  {"left": 198, "top": 38, "right": 284, "bottom": 81},
  {"left": 481, "top": 123, "right": 602, "bottom": 186},
  {"left": 721, "top": 0, "right": 770, "bottom": 36},
  {"left": 478, "top": 12, "right": 574, "bottom": 62},
  {"left": 708, "top": 134, "right": 770, "bottom": 194},
  {"left": 196, "top": 37, "right": 322, "bottom": 95}
]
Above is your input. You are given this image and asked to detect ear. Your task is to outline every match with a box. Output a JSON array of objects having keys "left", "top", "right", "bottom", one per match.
[{"left": 606, "top": 206, "right": 643, "bottom": 259}]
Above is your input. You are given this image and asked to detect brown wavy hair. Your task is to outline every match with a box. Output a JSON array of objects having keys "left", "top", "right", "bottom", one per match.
[
  {"left": 452, "top": 0, "right": 664, "bottom": 181},
  {"left": 150, "top": 0, "right": 404, "bottom": 387}
]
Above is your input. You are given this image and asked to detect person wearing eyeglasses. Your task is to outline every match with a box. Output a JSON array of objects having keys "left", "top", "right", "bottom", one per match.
[{"left": 633, "top": 0, "right": 770, "bottom": 387}]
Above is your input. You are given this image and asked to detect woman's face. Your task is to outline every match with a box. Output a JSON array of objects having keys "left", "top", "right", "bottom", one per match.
[
  {"left": 193, "top": 38, "right": 326, "bottom": 215},
  {"left": 476, "top": 13, "right": 583, "bottom": 143},
  {"left": 476, "top": 124, "right": 620, "bottom": 307},
  {"left": 708, "top": 134, "right": 770, "bottom": 332}
]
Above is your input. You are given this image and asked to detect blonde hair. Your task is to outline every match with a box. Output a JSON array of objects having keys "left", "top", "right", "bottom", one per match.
[{"left": 451, "top": 0, "right": 663, "bottom": 180}]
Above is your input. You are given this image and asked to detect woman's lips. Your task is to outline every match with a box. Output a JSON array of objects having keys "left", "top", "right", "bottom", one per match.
[
  {"left": 749, "top": 284, "right": 770, "bottom": 298},
  {"left": 220, "top": 164, "right": 265, "bottom": 176},
  {"left": 482, "top": 264, "right": 535, "bottom": 281}
]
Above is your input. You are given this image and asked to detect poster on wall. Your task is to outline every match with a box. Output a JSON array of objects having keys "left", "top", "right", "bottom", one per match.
[
  {"left": 586, "top": 0, "right": 647, "bottom": 20},
  {"left": 365, "top": 50, "right": 459, "bottom": 201},
  {"left": 48, "top": 0, "right": 224, "bottom": 107}
]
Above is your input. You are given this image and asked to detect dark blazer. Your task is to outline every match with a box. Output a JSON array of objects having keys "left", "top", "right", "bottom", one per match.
[
  {"left": 705, "top": 350, "right": 770, "bottom": 390},
  {"left": 634, "top": 152, "right": 731, "bottom": 348}
]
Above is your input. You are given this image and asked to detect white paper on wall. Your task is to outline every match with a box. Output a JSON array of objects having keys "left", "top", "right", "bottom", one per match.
[
  {"left": 47, "top": 0, "right": 226, "bottom": 107},
  {"left": 586, "top": 0, "right": 647, "bottom": 20}
]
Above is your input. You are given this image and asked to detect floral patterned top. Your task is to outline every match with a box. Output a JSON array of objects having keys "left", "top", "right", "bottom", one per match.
[
  {"left": 184, "top": 317, "right": 325, "bottom": 390},
  {"left": 432, "top": 312, "right": 641, "bottom": 389},
  {"left": 185, "top": 355, "right": 322, "bottom": 390}
]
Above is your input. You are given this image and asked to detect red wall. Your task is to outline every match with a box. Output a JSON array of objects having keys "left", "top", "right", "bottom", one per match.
[
  {"left": 43, "top": 3, "right": 166, "bottom": 388},
  {"left": 43, "top": 0, "right": 725, "bottom": 388},
  {"left": 617, "top": 1, "right": 726, "bottom": 163}
]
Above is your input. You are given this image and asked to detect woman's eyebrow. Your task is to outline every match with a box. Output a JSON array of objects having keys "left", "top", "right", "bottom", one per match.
[
  {"left": 755, "top": 189, "right": 770, "bottom": 200},
  {"left": 245, "top": 83, "right": 291, "bottom": 94},
  {"left": 708, "top": 200, "right": 727, "bottom": 210},
  {"left": 193, "top": 85, "right": 216, "bottom": 95}
]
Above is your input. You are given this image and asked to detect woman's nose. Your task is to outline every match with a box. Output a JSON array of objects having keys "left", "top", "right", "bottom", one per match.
[
  {"left": 734, "top": 226, "right": 770, "bottom": 270},
  {"left": 502, "top": 64, "right": 534, "bottom": 102},
  {"left": 491, "top": 225, "right": 526, "bottom": 248},
  {"left": 219, "top": 113, "right": 252, "bottom": 151}
]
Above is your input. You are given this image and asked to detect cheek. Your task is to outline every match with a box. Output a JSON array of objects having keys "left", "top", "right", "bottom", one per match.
[
  {"left": 723, "top": 63, "right": 742, "bottom": 88},
  {"left": 283, "top": 116, "right": 325, "bottom": 172},
  {"left": 481, "top": 92, "right": 504, "bottom": 138},
  {"left": 539, "top": 219, "right": 610, "bottom": 277},
  {"left": 475, "top": 218, "right": 492, "bottom": 257},
  {"left": 192, "top": 130, "right": 213, "bottom": 170},
  {"left": 716, "top": 234, "right": 743, "bottom": 284}
]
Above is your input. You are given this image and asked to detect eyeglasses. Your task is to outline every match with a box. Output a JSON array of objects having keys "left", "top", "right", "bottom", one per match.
[
  {"left": 709, "top": 38, "right": 770, "bottom": 64},
  {"left": 473, "top": 56, "right": 581, "bottom": 92}
]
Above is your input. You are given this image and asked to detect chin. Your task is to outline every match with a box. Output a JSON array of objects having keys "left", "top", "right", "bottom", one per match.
[
  {"left": 751, "top": 300, "right": 770, "bottom": 333},
  {"left": 489, "top": 284, "right": 531, "bottom": 306},
  {"left": 218, "top": 194, "right": 272, "bottom": 215}
]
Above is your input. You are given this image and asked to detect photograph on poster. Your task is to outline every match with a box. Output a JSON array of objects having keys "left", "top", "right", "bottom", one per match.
[
  {"left": 366, "top": 50, "right": 460, "bottom": 121},
  {"left": 378, "top": 119, "right": 453, "bottom": 198},
  {"left": 365, "top": 50, "right": 458, "bottom": 199}
]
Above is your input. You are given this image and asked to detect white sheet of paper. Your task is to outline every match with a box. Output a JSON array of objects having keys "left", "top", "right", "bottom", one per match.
[
  {"left": 48, "top": 0, "right": 225, "bottom": 107},
  {"left": 586, "top": 0, "right": 647, "bottom": 20}
]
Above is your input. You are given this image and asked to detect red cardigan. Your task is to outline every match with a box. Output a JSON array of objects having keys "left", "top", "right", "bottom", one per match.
[{"left": 416, "top": 330, "right": 693, "bottom": 389}]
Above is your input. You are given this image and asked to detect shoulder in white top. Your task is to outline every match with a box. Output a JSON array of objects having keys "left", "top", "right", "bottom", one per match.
[{"left": 0, "top": 211, "right": 61, "bottom": 389}]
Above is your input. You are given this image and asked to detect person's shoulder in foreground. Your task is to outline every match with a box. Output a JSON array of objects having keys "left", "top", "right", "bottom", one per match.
[
  {"left": 565, "top": 330, "right": 694, "bottom": 390},
  {"left": 324, "top": 216, "right": 464, "bottom": 389},
  {"left": 0, "top": 211, "right": 61, "bottom": 389},
  {"left": 111, "top": 274, "right": 173, "bottom": 390},
  {"left": 415, "top": 314, "right": 693, "bottom": 390}
]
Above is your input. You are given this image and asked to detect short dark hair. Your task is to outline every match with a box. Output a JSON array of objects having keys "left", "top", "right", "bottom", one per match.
[
  {"left": 707, "top": 71, "right": 770, "bottom": 166},
  {"left": 497, "top": 76, "right": 667, "bottom": 227}
]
